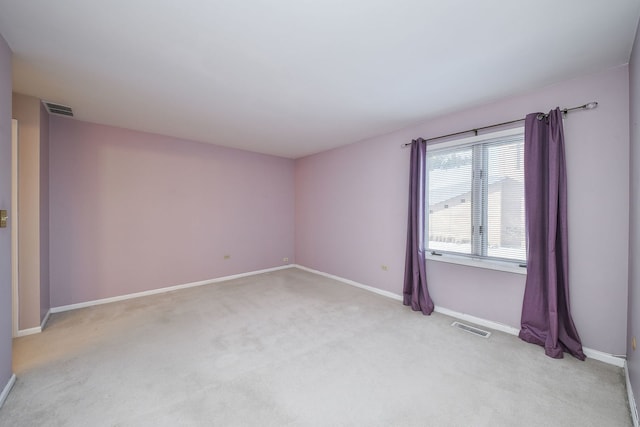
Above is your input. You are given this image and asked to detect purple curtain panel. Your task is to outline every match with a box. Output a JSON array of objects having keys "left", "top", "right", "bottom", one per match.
[
  {"left": 519, "top": 108, "right": 585, "bottom": 360},
  {"left": 403, "top": 139, "right": 434, "bottom": 315}
]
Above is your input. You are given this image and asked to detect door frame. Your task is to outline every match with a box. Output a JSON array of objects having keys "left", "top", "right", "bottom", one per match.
[{"left": 11, "top": 118, "right": 18, "bottom": 337}]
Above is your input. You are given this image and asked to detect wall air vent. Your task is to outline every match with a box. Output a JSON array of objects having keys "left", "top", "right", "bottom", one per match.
[
  {"left": 451, "top": 321, "right": 491, "bottom": 338},
  {"left": 43, "top": 101, "right": 74, "bottom": 117}
]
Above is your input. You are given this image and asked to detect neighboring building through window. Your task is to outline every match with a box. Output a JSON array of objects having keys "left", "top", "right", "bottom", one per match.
[{"left": 426, "top": 128, "right": 526, "bottom": 264}]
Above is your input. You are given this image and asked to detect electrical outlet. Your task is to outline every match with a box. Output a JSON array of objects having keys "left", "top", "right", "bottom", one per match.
[
  {"left": 381, "top": 265, "right": 388, "bottom": 271},
  {"left": 224, "top": 254, "right": 231, "bottom": 260},
  {"left": 283, "top": 257, "right": 289, "bottom": 263}
]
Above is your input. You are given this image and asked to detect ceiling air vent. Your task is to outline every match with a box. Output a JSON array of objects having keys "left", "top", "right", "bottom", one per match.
[{"left": 43, "top": 101, "right": 74, "bottom": 117}]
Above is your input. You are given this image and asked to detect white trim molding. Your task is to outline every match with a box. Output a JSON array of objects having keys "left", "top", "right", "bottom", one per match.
[
  {"left": 40, "top": 309, "right": 51, "bottom": 331},
  {"left": 432, "top": 306, "right": 520, "bottom": 336},
  {"left": 51, "top": 265, "right": 295, "bottom": 314},
  {"left": 11, "top": 119, "right": 18, "bottom": 339},
  {"left": 626, "top": 361, "right": 639, "bottom": 427},
  {"left": 0, "top": 374, "right": 15, "bottom": 409},
  {"left": 15, "top": 326, "right": 41, "bottom": 337},
  {"left": 15, "top": 310, "right": 52, "bottom": 337},
  {"left": 435, "top": 307, "right": 624, "bottom": 366},
  {"left": 425, "top": 252, "right": 527, "bottom": 275},
  {"left": 582, "top": 348, "right": 625, "bottom": 368},
  {"left": 293, "top": 264, "right": 403, "bottom": 301},
  {"left": 294, "top": 264, "right": 626, "bottom": 368}
]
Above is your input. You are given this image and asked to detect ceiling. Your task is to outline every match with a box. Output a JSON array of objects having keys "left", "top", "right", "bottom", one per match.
[{"left": 0, "top": 1, "right": 639, "bottom": 159}]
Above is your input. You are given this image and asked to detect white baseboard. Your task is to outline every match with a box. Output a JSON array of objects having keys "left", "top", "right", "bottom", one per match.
[
  {"left": 41, "top": 309, "right": 51, "bottom": 331},
  {"left": 435, "top": 307, "right": 624, "bottom": 367},
  {"left": 51, "top": 265, "right": 295, "bottom": 314},
  {"left": 583, "top": 347, "right": 625, "bottom": 368},
  {"left": 15, "top": 326, "right": 41, "bottom": 337},
  {"left": 14, "top": 309, "right": 52, "bottom": 337},
  {"left": 0, "top": 374, "right": 15, "bottom": 409},
  {"left": 432, "top": 306, "right": 520, "bottom": 336},
  {"left": 293, "top": 264, "right": 626, "bottom": 367},
  {"left": 293, "top": 264, "right": 403, "bottom": 302},
  {"left": 626, "top": 361, "right": 639, "bottom": 427}
]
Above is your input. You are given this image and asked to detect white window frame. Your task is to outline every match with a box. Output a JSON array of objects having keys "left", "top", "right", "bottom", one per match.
[{"left": 425, "top": 127, "right": 527, "bottom": 275}]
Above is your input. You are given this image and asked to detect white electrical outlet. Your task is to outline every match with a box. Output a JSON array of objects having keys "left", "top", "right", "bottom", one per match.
[{"left": 283, "top": 257, "right": 289, "bottom": 263}]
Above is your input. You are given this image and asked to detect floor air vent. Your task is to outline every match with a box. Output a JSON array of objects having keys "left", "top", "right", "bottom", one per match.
[
  {"left": 43, "top": 101, "right": 74, "bottom": 117},
  {"left": 451, "top": 321, "right": 491, "bottom": 338}
]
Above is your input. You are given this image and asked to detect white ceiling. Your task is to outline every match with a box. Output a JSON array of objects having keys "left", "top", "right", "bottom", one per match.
[{"left": 0, "top": 1, "right": 639, "bottom": 158}]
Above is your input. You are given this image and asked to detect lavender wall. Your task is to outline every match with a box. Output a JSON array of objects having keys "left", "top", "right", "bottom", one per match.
[
  {"left": 296, "top": 66, "right": 630, "bottom": 355},
  {"left": 0, "top": 33, "right": 12, "bottom": 391},
  {"left": 49, "top": 118, "right": 295, "bottom": 307},
  {"left": 627, "top": 18, "right": 640, "bottom": 399}
]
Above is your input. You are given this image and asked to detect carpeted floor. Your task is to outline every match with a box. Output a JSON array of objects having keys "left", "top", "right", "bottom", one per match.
[{"left": 0, "top": 268, "right": 632, "bottom": 426}]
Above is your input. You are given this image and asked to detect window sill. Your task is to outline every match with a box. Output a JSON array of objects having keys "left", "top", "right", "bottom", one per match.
[{"left": 425, "top": 252, "right": 527, "bottom": 275}]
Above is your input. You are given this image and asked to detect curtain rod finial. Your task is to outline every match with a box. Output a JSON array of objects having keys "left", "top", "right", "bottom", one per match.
[{"left": 585, "top": 102, "right": 598, "bottom": 110}]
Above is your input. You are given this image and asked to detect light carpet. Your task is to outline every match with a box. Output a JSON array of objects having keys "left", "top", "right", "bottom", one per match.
[{"left": 0, "top": 268, "right": 632, "bottom": 426}]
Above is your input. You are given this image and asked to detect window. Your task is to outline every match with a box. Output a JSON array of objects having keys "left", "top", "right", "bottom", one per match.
[{"left": 426, "top": 128, "right": 526, "bottom": 264}]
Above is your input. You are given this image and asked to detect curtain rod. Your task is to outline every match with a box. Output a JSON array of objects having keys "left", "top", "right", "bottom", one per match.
[{"left": 401, "top": 102, "right": 598, "bottom": 147}]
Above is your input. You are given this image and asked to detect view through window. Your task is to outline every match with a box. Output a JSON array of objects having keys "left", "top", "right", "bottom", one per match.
[{"left": 427, "top": 129, "right": 526, "bottom": 263}]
